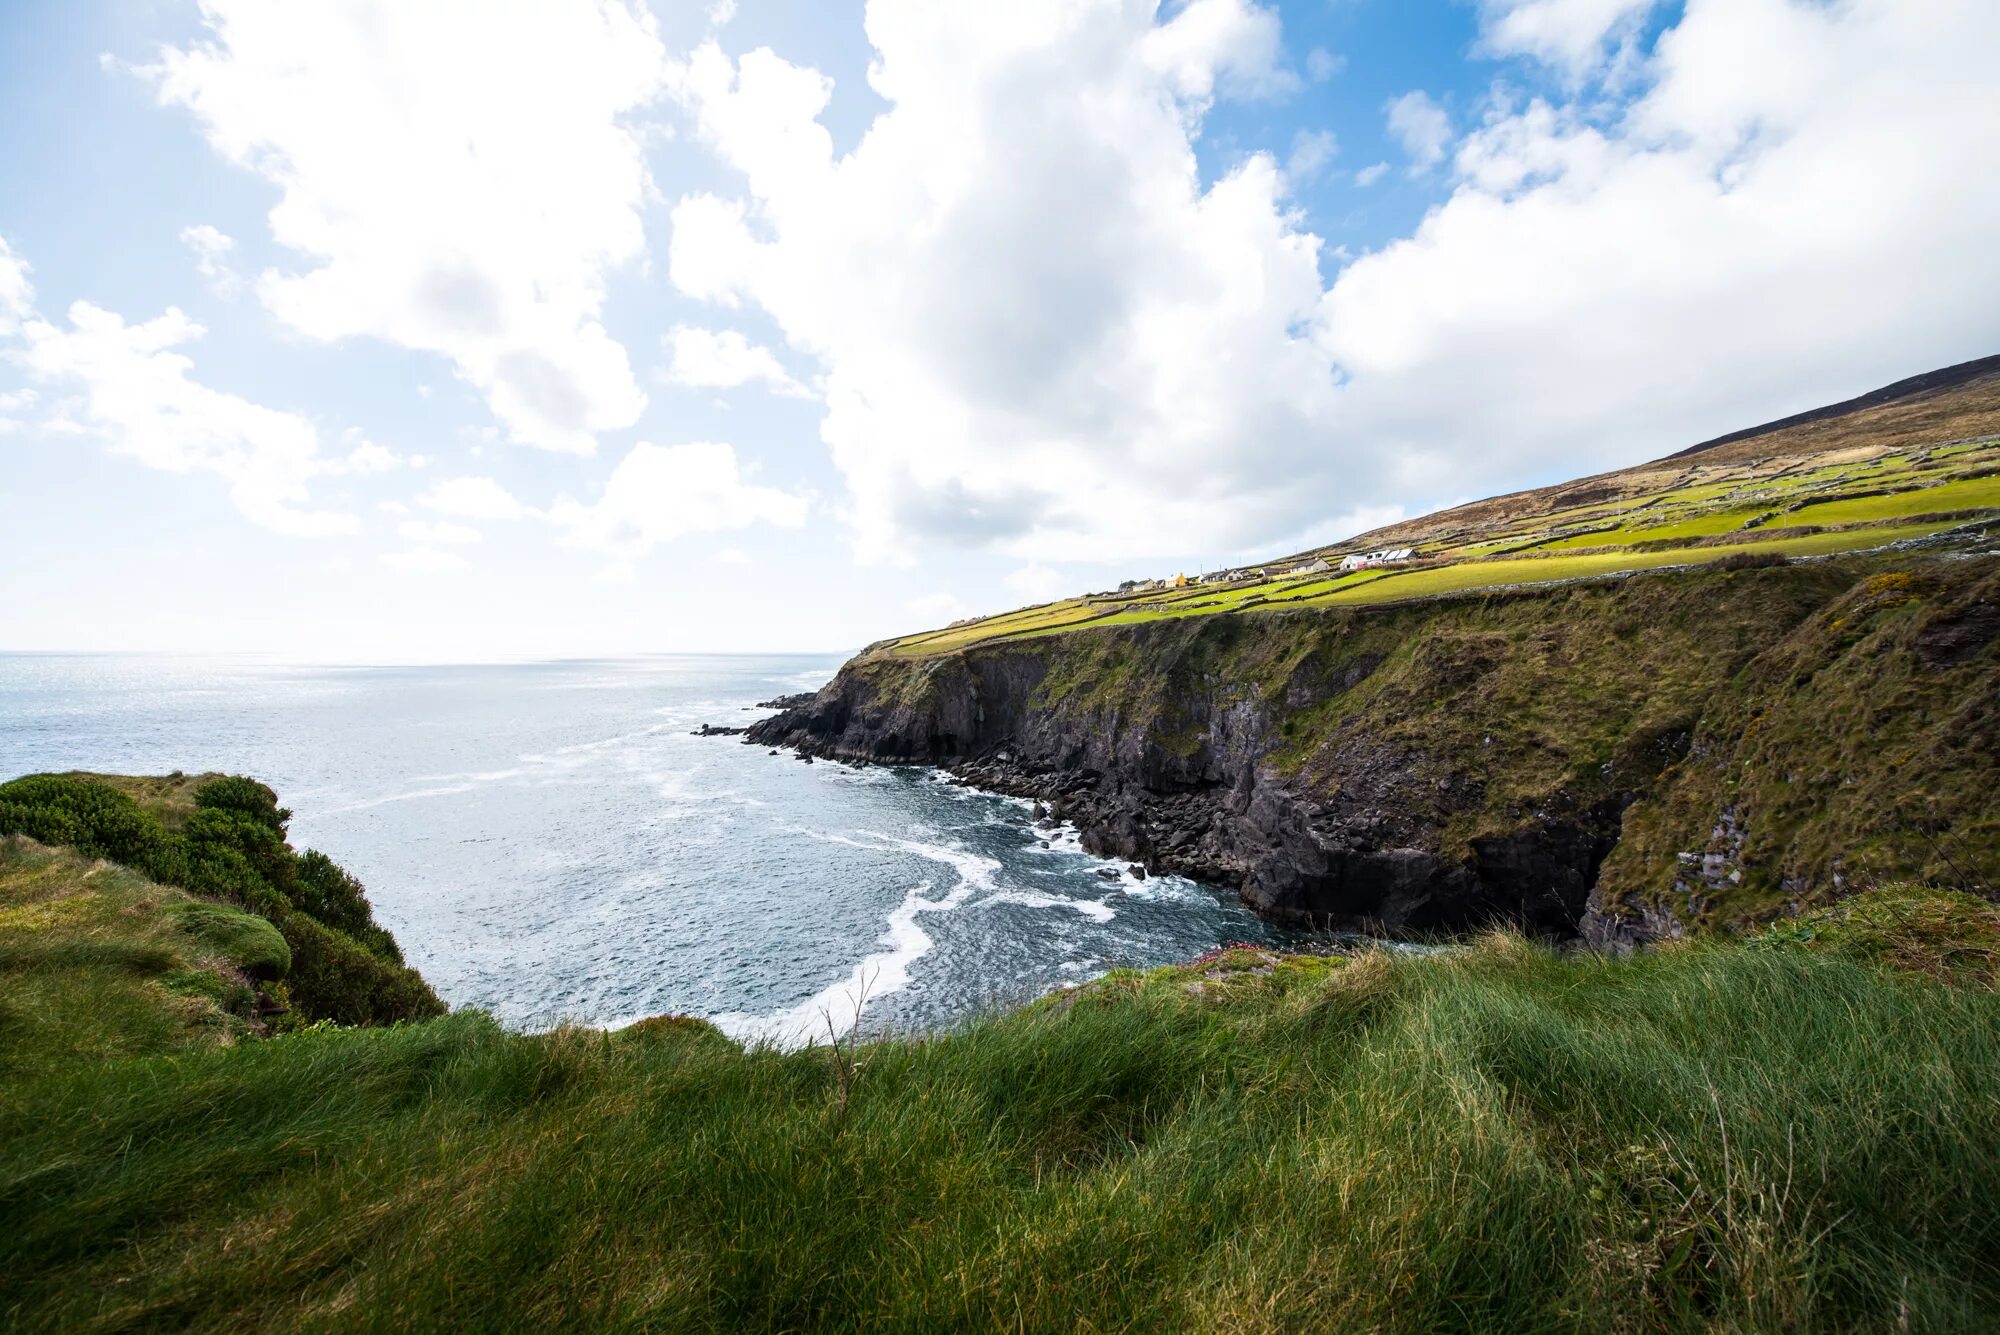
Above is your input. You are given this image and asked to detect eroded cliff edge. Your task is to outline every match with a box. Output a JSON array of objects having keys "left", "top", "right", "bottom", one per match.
[{"left": 750, "top": 555, "right": 2000, "bottom": 944}]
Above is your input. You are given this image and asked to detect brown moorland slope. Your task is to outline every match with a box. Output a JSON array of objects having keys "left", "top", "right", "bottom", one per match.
[{"left": 1279, "top": 354, "right": 2000, "bottom": 565}]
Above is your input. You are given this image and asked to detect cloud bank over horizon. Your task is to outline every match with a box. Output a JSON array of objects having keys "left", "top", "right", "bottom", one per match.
[{"left": 2, "top": 0, "right": 1997, "bottom": 655}]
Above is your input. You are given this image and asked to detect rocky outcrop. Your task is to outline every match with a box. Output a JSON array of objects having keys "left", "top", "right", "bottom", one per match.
[{"left": 751, "top": 555, "right": 2000, "bottom": 943}]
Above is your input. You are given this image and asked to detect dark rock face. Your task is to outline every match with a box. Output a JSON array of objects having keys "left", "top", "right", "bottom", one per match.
[
  {"left": 747, "top": 556, "right": 2000, "bottom": 944},
  {"left": 744, "top": 622, "right": 1629, "bottom": 939}
]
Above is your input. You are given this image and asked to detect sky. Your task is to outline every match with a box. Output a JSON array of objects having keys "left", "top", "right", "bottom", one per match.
[{"left": 1, "top": 0, "right": 1996, "bottom": 661}]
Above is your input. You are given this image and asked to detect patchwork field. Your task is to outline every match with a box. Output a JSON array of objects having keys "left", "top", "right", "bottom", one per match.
[{"left": 878, "top": 431, "right": 2000, "bottom": 658}]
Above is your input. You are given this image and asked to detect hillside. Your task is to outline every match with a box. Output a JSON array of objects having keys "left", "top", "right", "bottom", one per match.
[
  {"left": 751, "top": 359, "right": 2000, "bottom": 941},
  {"left": 879, "top": 356, "right": 2000, "bottom": 658},
  {"left": 5, "top": 800, "right": 2000, "bottom": 1329}
]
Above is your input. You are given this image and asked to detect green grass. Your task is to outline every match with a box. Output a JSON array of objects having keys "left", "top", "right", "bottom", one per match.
[
  {"left": 0, "top": 838, "right": 268, "bottom": 1081},
  {"left": 5, "top": 912, "right": 2000, "bottom": 1331},
  {"left": 1280, "top": 523, "right": 1956, "bottom": 610},
  {"left": 1532, "top": 506, "right": 1770, "bottom": 551},
  {"left": 1784, "top": 474, "right": 2000, "bottom": 527}
]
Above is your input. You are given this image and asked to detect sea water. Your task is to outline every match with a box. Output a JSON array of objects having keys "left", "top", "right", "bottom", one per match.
[{"left": 0, "top": 653, "right": 1288, "bottom": 1043}]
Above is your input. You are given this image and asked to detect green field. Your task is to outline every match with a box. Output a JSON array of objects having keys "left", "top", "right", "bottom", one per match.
[
  {"left": 879, "top": 437, "right": 2000, "bottom": 657},
  {"left": 1530, "top": 506, "right": 1770, "bottom": 551},
  {"left": 1785, "top": 473, "right": 2000, "bottom": 526},
  {"left": 1286, "top": 524, "right": 1953, "bottom": 609}
]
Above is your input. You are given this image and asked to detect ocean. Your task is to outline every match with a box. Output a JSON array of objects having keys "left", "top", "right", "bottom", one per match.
[{"left": 0, "top": 653, "right": 1287, "bottom": 1043}]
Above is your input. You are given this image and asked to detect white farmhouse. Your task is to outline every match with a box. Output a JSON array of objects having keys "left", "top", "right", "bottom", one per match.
[{"left": 1339, "top": 547, "right": 1416, "bottom": 572}]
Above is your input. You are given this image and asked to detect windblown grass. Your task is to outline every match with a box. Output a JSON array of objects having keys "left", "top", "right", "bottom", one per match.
[
  {"left": 0, "top": 838, "right": 269, "bottom": 1080},
  {"left": 4, "top": 917, "right": 1999, "bottom": 1331}
]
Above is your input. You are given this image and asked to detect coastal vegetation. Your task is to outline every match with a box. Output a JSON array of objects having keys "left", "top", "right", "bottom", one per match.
[
  {"left": 0, "top": 772, "right": 442, "bottom": 1029},
  {"left": 3, "top": 816, "right": 1999, "bottom": 1330},
  {"left": 754, "top": 549, "right": 2000, "bottom": 940}
]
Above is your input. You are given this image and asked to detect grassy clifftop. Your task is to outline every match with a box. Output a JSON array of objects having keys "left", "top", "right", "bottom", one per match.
[
  {"left": 2, "top": 855, "right": 1999, "bottom": 1329},
  {"left": 0, "top": 772, "right": 440, "bottom": 1036},
  {"left": 4, "top": 774, "right": 1999, "bottom": 1328}
]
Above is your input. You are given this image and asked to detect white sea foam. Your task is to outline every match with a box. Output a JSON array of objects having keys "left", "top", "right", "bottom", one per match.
[
  {"left": 1118, "top": 876, "right": 1209, "bottom": 904},
  {"left": 712, "top": 832, "right": 1001, "bottom": 1049},
  {"left": 324, "top": 713, "right": 698, "bottom": 815},
  {"left": 316, "top": 781, "right": 483, "bottom": 814},
  {"left": 976, "top": 889, "right": 1118, "bottom": 923},
  {"left": 518, "top": 721, "right": 675, "bottom": 765}
]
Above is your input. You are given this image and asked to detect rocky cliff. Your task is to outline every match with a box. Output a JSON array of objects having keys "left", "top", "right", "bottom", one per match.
[{"left": 751, "top": 552, "right": 2000, "bottom": 943}]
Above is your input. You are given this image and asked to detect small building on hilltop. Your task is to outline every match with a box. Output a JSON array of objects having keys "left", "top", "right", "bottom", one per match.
[
  {"left": 1293, "top": 557, "right": 1333, "bottom": 575},
  {"left": 1339, "top": 547, "right": 1417, "bottom": 572}
]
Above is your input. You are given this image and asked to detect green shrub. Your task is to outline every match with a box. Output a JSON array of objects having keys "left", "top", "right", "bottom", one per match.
[
  {"left": 0, "top": 772, "right": 430, "bottom": 1027},
  {"left": 180, "top": 808, "right": 298, "bottom": 902},
  {"left": 295, "top": 849, "right": 403, "bottom": 963},
  {"left": 0, "top": 776, "right": 169, "bottom": 865},
  {"left": 192, "top": 776, "right": 292, "bottom": 834},
  {"left": 280, "top": 913, "right": 443, "bottom": 1026},
  {"left": 169, "top": 902, "right": 292, "bottom": 981}
]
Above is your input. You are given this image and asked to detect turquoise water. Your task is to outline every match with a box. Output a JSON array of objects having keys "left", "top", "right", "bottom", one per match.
[{"left": 0, "top": 653, "right": 1285, "bottom": 1041}]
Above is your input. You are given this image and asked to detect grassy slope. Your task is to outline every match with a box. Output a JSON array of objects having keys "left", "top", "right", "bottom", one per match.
[
  {"left": 3, "top": 883, "right": 2000, "bottom": 1331},
  {"left": 0, "top": 838, "right": 283, "bottom": 1080},
  {"left": 879, "top": 432, "right": 2000, "bottom": 658},
  {"left": 1598, "top": 563, "right": 2000, "bottom": 922},
  {"left": 0, "top": 773, "right": 442, "bottom": 1029}
]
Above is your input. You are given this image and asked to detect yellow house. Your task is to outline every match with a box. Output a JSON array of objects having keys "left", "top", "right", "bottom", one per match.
[{"left": 1170, "top": 573, "right": 1189, "bottom": 588}]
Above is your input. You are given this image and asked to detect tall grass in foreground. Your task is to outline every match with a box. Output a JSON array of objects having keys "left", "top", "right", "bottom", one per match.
[{"left": 4, "top": 928, "right": 1999, "bottom": 1333}]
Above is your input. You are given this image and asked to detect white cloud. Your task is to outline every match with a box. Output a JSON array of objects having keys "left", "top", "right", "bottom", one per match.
[
  {"left": 417, "top": 475, "right": 535, "bottom": 521},
  {"left": 550, "top": 440, "right": 808, "bottom": 566},
  {"left": 1477, "top": 0, "right": 1661, "bottom": 81},
  {"left": 15, "top": 298, "right": 356, "bottom": 535},
  {"left": 1385, "top": 91, "right": 1451, "bottom": 173},
  {"left": 148, "top": 0, "right": 669, "bottom": 455},
  {"left": 706, "top": 0, "right": 737, "bottom": 28},
  {"left": 664, "top": 325, "right": 812, "bottom": 398},
  {"left": 397, "top": 519, "right": 480, "bottom": 546},
  {"left": 1354, "top": 161, "right": 1390, "bottom": 187},
  {"left": 1002, "top": 562, "right": 1069, "bottom": 604},
  {"left": 323, "top": 433, "right": 400, "bottom": 476},
  {"left": 906, "top": 591, "right": 967, "bottom": 622},
  {"left": 1317, "top": 0, "right": 2000, "bottom": 504},
  {"left": 1286, "top": 128, "right": 1339, "bottom": 184},
  {"left": 1305, "top": 47, "right": 1345, "bottom": 82},
  {"left": 659, "top": 0, "right": 2000, "bottom": 573},
  {"left": 0, "top": 386, "right": 34, "bottom": 436},
  {"left": 0, "top": 236, "right": 33, "bottom": 336},
  {"left": 668, "top": 3, "right": 1350, "bottom": 564},
  {"left": 1139, "top": 0, "right": 1295, "bottom": 103},
  {"left": 179, "top": 223, "right": 242, "bottom": 296},
  {"left": 382, "top": 547, "right": 470, "bottom": 573}
]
